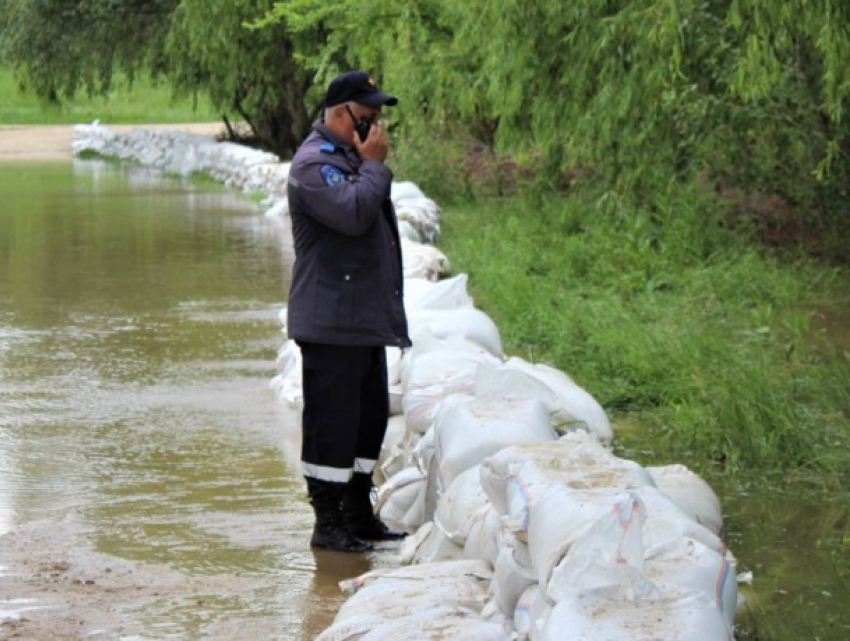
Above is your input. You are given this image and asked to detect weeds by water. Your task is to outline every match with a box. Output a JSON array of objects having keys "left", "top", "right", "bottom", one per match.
[{"left": 439, "top": 184, "right": 850, "bottom": 486}]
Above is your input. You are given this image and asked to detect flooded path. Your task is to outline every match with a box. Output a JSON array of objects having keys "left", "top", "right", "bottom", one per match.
[{"left": 0, "top": 161, "right": 393, "bottom": 639}]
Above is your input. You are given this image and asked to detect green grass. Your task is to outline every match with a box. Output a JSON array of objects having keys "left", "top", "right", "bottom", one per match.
[
  {"left": 438, "top": 184, "right": 850, "bottom": 486},
  {"left": 0, "top": 65, "right": 218, "bottom": 125}
]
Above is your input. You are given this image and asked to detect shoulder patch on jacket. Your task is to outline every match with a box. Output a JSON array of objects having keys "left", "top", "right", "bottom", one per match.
[
  {"left": 320, "top": 164, "right": 348, "bottom": 186},
  {"left": 319, "top": 141, "right": 337, "bottom": 154}
]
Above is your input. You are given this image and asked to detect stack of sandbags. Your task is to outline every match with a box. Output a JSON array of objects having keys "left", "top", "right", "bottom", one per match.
[
  {"left": 391, "top": 181, "right": 441, "bottom": 244},
  {"left": 72, "top": 125, "right": 439, "bottom": 240},
  {"left": 478, "top": 434, "right": 736, "bottom": 640},
  {"left": 317, "top": 560, "right": 509, "bottom": 641},
  {"left": 71, "top": 123, "right": 289, "bottom": 199},
  {"left": 271, "top": 271, "right": 473, "bottom": 409}
]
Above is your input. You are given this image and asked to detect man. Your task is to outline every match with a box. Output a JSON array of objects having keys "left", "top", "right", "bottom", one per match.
[{"left": 286, "top": 70, "right": 411, "bottom": 552}]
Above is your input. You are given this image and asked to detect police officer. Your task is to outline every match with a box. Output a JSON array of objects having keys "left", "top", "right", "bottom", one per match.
[{"left": 286, "top": 70, "right": 411, "bottom": 552}]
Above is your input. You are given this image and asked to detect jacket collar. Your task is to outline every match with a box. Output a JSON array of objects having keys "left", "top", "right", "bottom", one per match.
[
  {"left": 314, "top": 121, "right": 361, "bottom": 167},
  {"left": 315, "top": 121, "right": 350, "bottom": 149}
]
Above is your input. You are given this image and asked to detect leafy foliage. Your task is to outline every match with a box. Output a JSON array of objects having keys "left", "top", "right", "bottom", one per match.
[
  {"left": 1, "top": 0, "right": 315, "bottom": 154},
  {"left": 166, "top": 0, "right": 315, "bottom": 155},
  {"left": 2, "top": 0, "right": 175, "bottom": 101},
  {"left": 261, "top": 0, "right": 850, "bottom": 254}
]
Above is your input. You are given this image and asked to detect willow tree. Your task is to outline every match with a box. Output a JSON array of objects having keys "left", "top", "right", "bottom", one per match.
[
  {"left": 166, "top": 0, "right": 316, "bottom": 155},
  {"left": 2, "top": 0, "right": 317, "bottom": 155},
  {"left": 260, "top": 0, "right": 850, "bottom": 240},
  {"left": 2, "top": 0, "right": 175, "bottom": 101}
]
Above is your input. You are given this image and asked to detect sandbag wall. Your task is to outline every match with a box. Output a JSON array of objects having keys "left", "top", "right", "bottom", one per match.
[
  {"left": 308, "top": 267, "right": 737, "bottom": 641},
  {"left": 69, "top": 126, "right": 738, "bottom": 640}
]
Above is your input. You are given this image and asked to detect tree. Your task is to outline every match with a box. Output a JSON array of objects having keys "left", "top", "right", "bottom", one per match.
[
  {"left": 260, "top": 0, "right": 849, "bottom": 253},
  {"left": 2, "top": 0, "right": 317, "bottom": 155},
  {"left": 166, "top": 0, "right": 316, "bottom": 155},
  {"left": 3, "top": 0, "right": 175, "bottom": 102}
]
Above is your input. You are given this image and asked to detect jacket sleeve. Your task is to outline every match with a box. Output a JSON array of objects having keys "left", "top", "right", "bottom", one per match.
[{"left": 291, "top": 158, "right": 393, "bottom": 237}]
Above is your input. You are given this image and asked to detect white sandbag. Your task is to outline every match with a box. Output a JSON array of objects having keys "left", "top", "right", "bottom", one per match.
[
  {"left": 359, "top": 606, "right": 509, "bottom": 641},
  {"left": 334, "top": 573, "right": 488, "bottom": 623},
  {"left": 407, "top": 307, "right": 503, "bottom": 357},
  {"left": 647, "top": 464, "right": 724, "bottom": 535},
  {"left": 340, "top": 559, "right": 493, "bottom": 596},
  {"left": 398, "top": 329, "right": 495, "bottom": 387},
  {"left": 377, "top": 415, "right": 408, "bottom": 481},
  {"left": 270, "top": 338, "right": 303, "bottom": 406},
  {"left": 528, "top": 486, "right": 722, "bottom": 593},
  {"left": 433, "top": 466, "right": 491, "bottom": 545},
  {"left": 480, "top": 431, "right": 611, "bottom": 515},
  {"left": 490, "top": 539, "right": 538, "bottom": 616},
  {"left": 404, "top": 274, "right": 473, "bottom": 313},
  {"left": 435, "top": 398, "right": 555, "bottom": 493},
  {"left": 389, "top": 383, "right": 404, "bottom": 417},
  {"left": 315, "top": 613, "right": 387, "bottom": 641},
  {"left": 401, "top": 238, "right": 450, "bottom": 281},
  {"left": 400, "top": 333, "right": 499, "bottom": 391},
  {"left": 484, "top": 434, "right": 654, "bottom": 538},
  {"left": 397, "top": 219, "right": 421, "bottom": 241},
  {"left": 402, "top": 347, "right": 497, "bottom": 435},
  {"left": 391, "top": 180, "right": 427, "bottom": 202},
  {"left": 375, "top": 467, "right": 427, "bottom": 532},
  {"left": 382, "top": 415, "right": 407, "bottom": 457},
  {"left": 546, "top": 492, "right": 648, "bottom": 603},
  {"left": 524, "top": 485, "right": 624, "bottom": 587},
  {"left": 644, "top": 538, "right": 737, "bottom": 632},
  {"left": 538, "top": 589, "right": 731, "bottom": 641},
  {"left": 462, "top": 504, "right": 502, "bottom": 567},
  {"left": 514, "top": 584, "right": 552, "bottom": 641},
  {"left": 386, "top": 347, "right": 403, "bottom": 386},
  {"left": 485, "top": 358, "right": 613, "bottom": 444},
  {"left": 410, "top": 520, "right": 467, "bottom": 564},
  {"left": 636, "top": 485, "right": 724, "bottom": 557}
]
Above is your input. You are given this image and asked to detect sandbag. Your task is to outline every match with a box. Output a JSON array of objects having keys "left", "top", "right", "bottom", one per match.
[
  {"left": 402, "top": 345, "right": 497, "bottom": 434},
  {"left": 401, "top": 238, "right": 449, "bottom": 281},
  {"left": 375, "top": 467, "right": 427, "bottom": 532},
  {"left": 546, "top": 492, "right": 648, "bottom": 603},
  {"left": 407, "top": 307, "right": 503, "bottom": 357},
  {"left": 334, "top": 573, "right": 488, "bottom": 624},
  {"left": 433, "top": 466, "right": 491, "bottom": 545},
  {"left": 489, "top": 538, "right": 538, "bottom": 616},
  {"left": 435, "top": 397, "right": 555, "bottom": 493},
  {"left": 358, "top": 606, "right": 509, "bottom": 641},
  {"left": 643, "top": 538, "right": 737, "bottom": 632},
  {"left": 480, "top": 431, "right": 615, "bottom": 515},
  {"left": 340, "top": 559, "right": 493, "bottom": 596},
  {"left": 462, "top": 504, "right": 502, "bottom": 567},
  {"left": 480, "top": 358, "right": 614, "bottom": 444},
  {"left": 537, "top": 589, "right": 732, "bottom": 641},
  {"left": 404, "top": 273, "right": 473, "bottom": 312},
  {"left": 409, "top": 521, "right": 467, "bottom": 564},
  {"left": 513, "top": 584, "right": 552, "bottom": 641},
  {"left": 647, "top": 464, "right": 724, "bottom": 535}
]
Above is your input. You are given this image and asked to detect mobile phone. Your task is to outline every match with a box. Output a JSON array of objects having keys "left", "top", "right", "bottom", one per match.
[{"left": 355, "top": 118, "right": 373, "bottom": 143}]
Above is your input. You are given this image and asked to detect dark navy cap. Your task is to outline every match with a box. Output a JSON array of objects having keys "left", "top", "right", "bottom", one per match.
[{"left": 324, "top": 70, "right": 398, "bottom": 108}]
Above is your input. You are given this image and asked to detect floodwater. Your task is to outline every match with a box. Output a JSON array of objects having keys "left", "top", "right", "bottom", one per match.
[{"left": 0, "top": 162, "right": 396, "bottom": 639}]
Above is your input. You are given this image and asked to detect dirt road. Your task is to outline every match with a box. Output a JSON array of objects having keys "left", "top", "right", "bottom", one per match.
[{"left": 0, "top": 123, "right": 223, "bottom": 162}]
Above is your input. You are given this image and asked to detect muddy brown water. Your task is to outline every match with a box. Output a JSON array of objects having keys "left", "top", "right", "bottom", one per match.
[{"left": 0, "top": 161, "right": 399, "bottom": 640}]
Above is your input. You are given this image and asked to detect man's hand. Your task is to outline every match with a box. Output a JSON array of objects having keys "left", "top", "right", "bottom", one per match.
[{"left": 352, "top": 123, "right": 388, "bottom": 163}]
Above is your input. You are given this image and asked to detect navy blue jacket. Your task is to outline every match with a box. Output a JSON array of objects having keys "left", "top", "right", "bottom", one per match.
[{"left": 286, "top": 123, "right": 411, "bottom": 348}]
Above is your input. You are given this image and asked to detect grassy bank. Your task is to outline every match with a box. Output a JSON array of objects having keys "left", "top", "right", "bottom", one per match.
[
  {"left": 0, "top": 65, "right": 217, "bottom": 124},
  {"left": 439, "top": 185, "right": 850, "bottom": 487}
]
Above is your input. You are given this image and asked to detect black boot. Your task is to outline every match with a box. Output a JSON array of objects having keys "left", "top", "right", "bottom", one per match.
[
  {"left": 307, "top": 478, "right": 373, "bottom": 553},
  {"left": 342, "top": 473, "right": 407, "bottom": 541}
]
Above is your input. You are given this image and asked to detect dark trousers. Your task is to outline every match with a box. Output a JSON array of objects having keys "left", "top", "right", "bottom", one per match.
[{"left": 297, "top": 341, "right": 389, "bottom": 484}]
